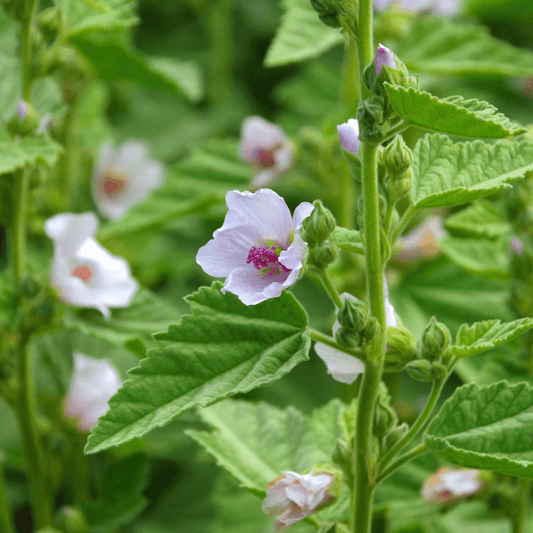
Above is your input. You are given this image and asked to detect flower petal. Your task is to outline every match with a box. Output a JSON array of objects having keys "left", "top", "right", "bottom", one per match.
[
  {"left": 45, "top": 212, "right": 98, "bottom": 256},
  {"left": 376, "top": 44, "right": 397, "bottom": 75},
  {"left": 251, "top": 169, "right": 279, "bottom": 189},
  {"left": 314, "top": 343, "right": 365, "bottom": 384},
  {"left": 292, "top": 201, "right": 314, "bottom": 231},
  {"left": 337, "top": 119, "right": 360, "bottom": 155}
]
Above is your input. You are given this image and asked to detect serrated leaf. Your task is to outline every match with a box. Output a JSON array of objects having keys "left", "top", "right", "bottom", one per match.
[
  {"left": 411, "top": 134, "right": 533, "bottom": 208},
  {"left": 397, "top": 18, "right": 533, "bottom": 78},
  {"left": 384, "top": 85, "right": 525, "bottom": 139},
  {"left": 445, "top": 201, "right": 510, "bottom": 239},
  {"left": 450, "top": 318, "right": 533, "bottom": 358},
  {"left": 328, "top": 227, "right": 364, "bottom": 254},
  {"left": 84, "top": 283, "right": 311, "bottom": 454},
  {"left": 0, "top": 138, "right": 63, "bottom": 175},
  {"left": 439, "top": 236, "right": 509, "bottom": 280},
  {"left": 264, "top": 0, "right": 343, "bottom": 67},
  {"left": 425, "top": 381, "right": 533, "bottom": 477}
]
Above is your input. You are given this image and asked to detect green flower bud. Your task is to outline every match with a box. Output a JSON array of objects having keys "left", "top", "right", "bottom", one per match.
[
  {"left": 421, "top": 317, "right": 451, "bottom": 361},
  {"left": 309, "top": 0, "right": 356, "bottom": 30},
  {"left": 20, "top": 276, "right": 39, "bottom": 298},
  {"left": 360, "top": 316, "right": 381, "bottom": 344},
  {"left": 406, "top": 359, "right": 448, "bottom": 382},
  {"left": 383, "top": 135, "right": 412, "bottom": 178},
  {"left": 383, "top": 422, "right": 409, "bottom": 452},
  {"left": 7, "top": 101, "right": 40, "bottom": 137},
  {"left": 302, "top": 200, "right": 336, "bottom": 243},
  {"left": 337, "top": 298, "right": 369, "bottom": 333},
  {"left": 309, "top": 242, "right": 338, "bottom": 267},
  {"left": 384, "top": 325, "right": 417, "bottom": 372},
  {"left": 38, "top": 6, "right": 63, "bottom": 41},
  {"left": 373, "top": 396, "right": 397, "bottom": 437},
  {"left": 335, "top": 327, "right": 360, "bottom": 349},
  {"left": 357, "top": 98, "right": 389, "bottom": 144},
  {"left": 53, "top": 506, "right": 89, "bottom": 533}
]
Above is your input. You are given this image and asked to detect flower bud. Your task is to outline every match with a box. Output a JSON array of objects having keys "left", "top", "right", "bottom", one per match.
[
  {"left": 7, "top": 101, "right": 40, "bottom": 137},
  {"left": 53, "top": 506, "right": 89, "bottom": 533},
  {"left": 337, "top": 298, "right": 369, "bottom": 333},
  {"left": 337, "top": 118, "right": 360, "bottom": 155},
  {"left": 38, "top": 6, "right": 63, "bottom": 41},
  {"left": 384, "top": 325, "right": 417, "bottom": 372},
  {"left": 373, "top": 396, "right": 397, "bottom": 437},
  {"left": 302, "top": 200, "right": 336, "bottom": 244},
  {"left": 357, "top": 98, "right": 389, "bottom": 144},
  {"left": 363, "top": 44, "right": 411, "bottom": 97},
  {"left": 20, "top": 276, "right": 39, "bottom": 298},
  {"left": 334, "top": 327, "right": 360, "bottom": 350},
  {"left": 360, "top": 316, "right": 381, "bottom": 344},
  {"left": 309, "top": 242, "right": 338, "bottom": 267},
  {"left": 383, "top": 135, "right": 412, "bottom": 178},
  {"left": 406, "top": 359, "right": 447, "bottom": 382},
  {"left": 421, "top": 317, "right": 451, "bottom": 361},
  {"left": 383, "top": 422, "right": 409, "bottom": 452},
  {"left": 309, "top": 0, "right": 356, "bottom": 30},
  {"left": 375, "top": 44, "right": 397, "bottom": 76}
]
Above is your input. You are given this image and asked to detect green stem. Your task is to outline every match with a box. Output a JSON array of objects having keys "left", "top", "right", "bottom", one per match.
[
  {"left": 391, "top": 204, "right": 418, "bottom": 245},
  {"left": 72, "top": 434, "right": 91, "bottom": 503},
  {"left": 315, "top": 267, "right": 343, "bottom": 309},
  {"left": 356, "top": 0, "right": 374, "bottom": 101},
  {"left": 0, "top": 464, "right": 16, "bottom": 533},
  {"left": 382, "top": 122, "right": 409, "bottom": 143},
  {"left": 309, "top": 329, "right": 366, "bottom": 361},
  {"left": 21, "top": 0, "right": 39, "bottom": 101},
  {"left": 513, "top": 478, "right": 531, "bottom": 533},
  {"left": 376, "top": 443, "right": 428, "bottom": 484},
  {"left": 12, "top": 169, "right": 29, "bottom": 285},
  {"left": 341, "top": 164, "right": 356, "bottom": 230},
  {"left": 383, "top": 200, "right": 395, "bottom": 238},
  {"left": 381, "top": 377, "right": 445, "bottom": 468},
  {"left": 342, "top": 38, "right": 359, "bottom": 107}
]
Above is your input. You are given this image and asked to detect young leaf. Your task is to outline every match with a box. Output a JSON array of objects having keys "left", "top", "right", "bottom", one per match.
[
  {"left": 84, "top": 283, "right": 311, "bottom": 454},
  {"left": 425, "top": 381, "right": 533, "bottom": 477},
  {"left": 450, "top": 318, "right": 533, "bottom": 358},
  {"left": 328, "top": 227, "right": 364, "bottom": 254},
  {"left": 264, "top": 0, "right": 343, "bottom": 67},
  {"left": 186, "top": 399, "right": 344, "bottom": 495},
  {"left": 439, "top": 237, "right": 510, "bottom": 280},
  {"left": 444, "top": 200, "right": 510, "bottom": 239},
  {"left": 0, "top": 138, "right": 63, "bottom": 176},
  {"left": 397, "top": 18, "right": 533, "bottom": 78},
  {"left": 411, "top": 134, "right": 533, "bottom": 208},
  {"left": 384, "top": 85, "right": 525, "bottom": 139}
]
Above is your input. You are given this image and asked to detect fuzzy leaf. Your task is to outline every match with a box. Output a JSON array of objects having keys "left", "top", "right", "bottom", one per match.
[
  {"left": 397, "top": 18, "right": 533, "bottom": 78},
  {"left": 264, "top": 0, "right": 343, "bottom": 67},
  {"left": 425, "top": 381, "right": 533, "bottom": 477},
  {"left": 84, "top": 283, "right": 310, "bottom": 454},
  {"left": 328, "top": 227, "right": 364, "bottom": 254},
  {"left": 0, "top": 138, "right": 63, "bottom": 175},
  {"left": 444, "top": 201, "right": 510, "bottom": 239},
  {"left": 450, "top": 318, "right": 533, "bottom": 358},
  {"left": 411, "top": 134, "right": 533, "bottom": 208},
  {"left": 384, "top": 85, "right": 525, "bottom": 139}
]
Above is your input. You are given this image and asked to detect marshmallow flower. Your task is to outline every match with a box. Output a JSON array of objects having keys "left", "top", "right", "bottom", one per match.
[
  {"left": 92, "top": 140, "right": 164, "bottom": 220},
  {"left": 337, "top": 118, "right": 360, "bottom": 156},
  {"left": 262, "top": 471, "right": 334, "bottom": 531},
  {"left": 374, "top": 0, "right": 461, "bottom": 16},
  {"left": 376, "top": 44, "right": 397, "bottom": 75},
  {"left": 196, "top": 189, "right": 313, "bottom": 306},
  {"left": 315, "top": 287, "right": 397, "bottom": 384},
  {"left": 64, "top": 353, "right": 122, "bottom": 432},
  {"left": 396, "top": 216, "right": 446, "bottom": 263},
  {"left": 239, "top": 116, "right": 293, "bottom": 189},
  {"left": 422, "top": 468, "right": 482, "bottom": 504},
  {"left": 45, "top": 212, "right": 139, "bottom": 318}
]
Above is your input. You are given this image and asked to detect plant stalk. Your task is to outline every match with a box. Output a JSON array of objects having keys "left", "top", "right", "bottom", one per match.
[
  {"left": 391, "top": 204, "right": 418, "bottom": 244},
  {"left": 21, "top": 0, "right": 39, "bottom": 101},
  {"left": 376, "top": 443, "right": 428, "bottom": 484},
  {"left": 315, "top": 267, "right": 343, "bottom": 308},
  {"left": 0, "top": 464, "right": 16, "bottom": 533},
  {"left": 512, "top": 478, "right": 531, "bottom": 533}
]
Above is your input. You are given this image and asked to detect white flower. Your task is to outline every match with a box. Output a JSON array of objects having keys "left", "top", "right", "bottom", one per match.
[
  {"left": 64, "top": 353, "right": 121, "bottom": 432},
  {"left": 315, "top": 286, "right": 397, "bottom": 384},
  {"left": 422, "top": 468, "right": 482, "bottom": 503},
  {"left": 239, "top": 116, "right": 293, "bottom": 189},
  {"left": 396, "top": 216, "right": 446, "bottom": 263},
  {"left": 196, "top": 189, "right": 313, "bottom": 306},
  {"left": 262, "top": 471, "right": 334, "bottom": 531},
  {"left": 92, "top": 140, "right": 164, "bottom": 220},
  {"left": 45, "top": 212, "right": 139, "bottom": 318},
  {"left": 375, "top": 0, "right": 461, "bottom": 16},
  {"left": 375, "top": 44, "right": 397, "bottom": 75},
  {"left": 337, "top": 118, "right": 360, "bottom": 155}
]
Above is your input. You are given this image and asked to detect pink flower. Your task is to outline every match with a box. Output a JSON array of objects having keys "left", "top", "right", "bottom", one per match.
[
  {"left": 64, "top": 353, "right": 122, "bottom": 432},
  {"left": 45, "top": 212, "right": 138, "bottom": 318},
  {"left": 92, "top": 140, "right": 164, "bottom": 220},
  {"left": 240, "top": 116, "right": 293, "bottom": 189},
  {"left": 196, "top": 189, "right": 313, "bottom": 305},
  {"left": 337, "top": 119, "right": 360, "bottom": 155},
  {"left": 422, "top": 468, "right": 482, "bottom": 504},
  {"left": 376, "top": 44, "right": 397, "bottom": 75},
  {"left": 262, "top": 471, "right": 334, "bottom": 531}
]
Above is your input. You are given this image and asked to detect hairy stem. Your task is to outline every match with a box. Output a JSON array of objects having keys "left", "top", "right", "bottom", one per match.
[
  {"left": 376, "top": 443, "right": 428, "bottom": 484},
  {"left": 391, "top": 204, "right": 418, "bottom": 245},
  {"left": 512, "top": 478, "right": 531, "bottom": 533},
  {"left": 315, "top": 267, "right": 343, "bottom": 308},
  {"left": 21, "top": 0, "right": 39, "bottom": 101},
  {"left": 0, "top": 464, "right": 16, "bottom": 533}
]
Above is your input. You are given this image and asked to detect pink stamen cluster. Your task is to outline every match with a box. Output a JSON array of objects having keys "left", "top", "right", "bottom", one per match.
[
  {"left": 254, "top": 147, "right": 276, "bottom": 168},
  {"left": 247, "top": 246, "right": 291, "bottom": 276}
]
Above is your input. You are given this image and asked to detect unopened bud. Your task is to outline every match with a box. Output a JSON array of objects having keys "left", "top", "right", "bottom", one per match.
[
  {"left": 375, "top": 44, "right": 397, "bottom": 75},
  {"left": 384, "top": 325, "right": 417, "bottom": 372},
  {"left": 310, "top": 242, "right": 338, "bottom": 267},
  {"left": 8, "top": 101, "right": 40, "bottom": 137},
  {"left": 20, "top": 276, "right": 39, "bottom": 298},
  {"left": 360, "top": 316, "right": 381, "bottom": 344},
  {"left": 337, "top": 298, "right": 369, "bottom": 333},
  {"left": 337, "top": 118, "right": 360, "bottom": 155},
  {"left": 383, "top": 135, "right": 412, "bottom": 178},
  {"left": 303, "top": 200, "right": 336, "bottom": 243},
  {"left": 53, "top": 506, "right": 89, "bottom": 533},
  {"left": 38, "top": 6, "right": 63, "bottom": 41},
  {"left": 406, "top": 359, "right": 447, "bottom": 382},
  {"left": 384, "top": 422, "right": 409, "bottom": 452},
  {"left": 373, "top": 396, "right": 397, "bottom": 437},
  {"left": 334, "top": 327, "right": 360, "bottom": 349},
  {"left": 357, "top": 98, "right": 389, "bottom": 144},
  {"left": 421, "top": 317, "right": 451, "bottom": 361}
]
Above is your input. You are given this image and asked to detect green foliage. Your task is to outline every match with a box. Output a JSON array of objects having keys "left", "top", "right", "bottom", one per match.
[
  {"left": 450, "top": 318, "right": 533, "bottom": 358},
  {"left": 84, "top": 283, "right": 311, "bottom": 455},
  {"left": 264, "top": 0, "right": 343, "bottom": 67},
  {"left": 425, "top": 381, "right": 533, "bottom": 477},
  {"left": 328, "top": 227, "right": 364, "bottom": 254},
  {"left": 384, "top": 85, "right": 525, "bottom": 139},
  {"left": 397, "top": 18, "right": 533, "bottom": 78},
  {"left": 411, "top": 134, "right": 533, "bottom": 208},
  {"left": 444, "top": 201, "right": 510, "bottom": 239},
  {"left": 0, "top": 138, "right": 63, "bottom": 176}
]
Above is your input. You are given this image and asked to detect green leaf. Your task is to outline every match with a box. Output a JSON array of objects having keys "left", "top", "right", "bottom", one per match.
[
  {"left": 328, "top": 227, "right": 364, "bottom": 254},
  {"left": 425, "top": 381, "right": 533, "bottom": 477},
  {"left": 450, "top": 318, "right": 533, "bottom": 358},
  {"left": 0, "top": 137, "right": 63, "bottom": 176},
  {"left": 439, "top": 236, "right": 510, "bottom": 280},
  {"left": 411, "top": 134, "right": 533, "bottom": 208},
  {"left": 444, "top": 200, "right": 510, "bottom": 239},
  {"left": 84, "top": 283, "right": 311, "bottom": 454},
  {"left": 70, "top": 35, "right": 203, "bottom": 100},
  {"left": 384, "top": 85, "right": 525, "bottom": 139},
  {"left": 264, "top": 0, "right": 343, "bottom": 67},
  {"left": 397, "top": 18, "right": 533, "bottom": 78},
  {"left": 187, "top": 398, "right": 343, "bottom": 495}
]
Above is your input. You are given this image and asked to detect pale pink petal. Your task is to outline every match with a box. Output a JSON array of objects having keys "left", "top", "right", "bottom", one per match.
[
  {"left": 376, "top": 44, "right": 397, "bottom": 75},
  {"left": 291, "top": 202, "right": 314, "bottom": 231},
  {"left": 251, "top": 169, "right": 278, "bottom": 189},
  {"left": 374, "top": 0, "right": 393, "bottom": 10},
  {"left": 222, "top": 267, "right": 289, "bottom": 306},
  {"left": 279, "top": 230, "right": 308, "bottom": 271},
  {"left": 44, "top": 213, "right": 98, "bottom": 255},
  {"left": 337, "top": 119, "right": 360, "bottom": 155},
  {"left": 315, "top": 343, "right": 365, "bottom": 384},
  {"left": 240, "top": 116, "right": 287, "bottom": 160}
]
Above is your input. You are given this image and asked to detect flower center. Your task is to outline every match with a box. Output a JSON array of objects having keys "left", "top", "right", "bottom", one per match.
[
  {"left": 72, "top": 265, "right": 93, "bottom": 282},
  {"left": 247, "top": 246, "right": 291, "bottom": 276},
  {"left": 255, "top": 148, "right": 276, "bottom": 168},
  {"left": 101, "top": 165, "right": 128, "bottom": 198}
]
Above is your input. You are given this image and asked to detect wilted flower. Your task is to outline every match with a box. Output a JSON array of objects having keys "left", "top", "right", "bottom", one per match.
[
  {"left": 396, "top": 216, "right": 446, "bottom": 262},
  {"left": 196, "top": 189, "right": 313, "bottom": 305},
  {"left": 64, "top": 353, "right": 121, "bottom": 432},
  {"left": 45, "top": 212, "right": 138, "bottom": 318},
  {"left": 262, "top": 471, "right": 334, "bottom": 531},
  {"left": 375, "top": 44, "right": 397, "bottom": 75},
  {"left": 374, "top": 0, "right": 462, "bottom": 16},
  {"left": 92, "top": 140, "right": 164, "bottom": 220},
  {"left": 337, "top": 118, "right": 360, "bottom": 155},
  {"left": 422, "top": 468, "right": 482, "bottom": 503},
  {"left": 239, "top": 116, "right": 293, "bottom": 189}
]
